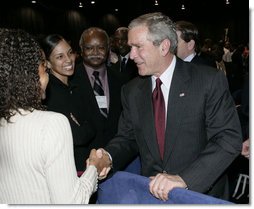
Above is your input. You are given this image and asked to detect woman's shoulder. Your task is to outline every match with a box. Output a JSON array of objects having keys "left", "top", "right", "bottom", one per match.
[
  {"left": 33, "top": 110, "right": 68, "bottom": 122},
  {"left": 32, "top": 110, "right": 71, "bottom": 134}
]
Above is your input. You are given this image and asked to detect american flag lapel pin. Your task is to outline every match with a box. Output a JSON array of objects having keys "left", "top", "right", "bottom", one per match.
[{"left": 179, "top": 93, "right": 185, "bottom": 97}]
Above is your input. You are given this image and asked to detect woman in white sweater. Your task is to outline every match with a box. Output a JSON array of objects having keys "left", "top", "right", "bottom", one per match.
[{"left": 0, "top": 29, "right": 109, "bottom": 204}]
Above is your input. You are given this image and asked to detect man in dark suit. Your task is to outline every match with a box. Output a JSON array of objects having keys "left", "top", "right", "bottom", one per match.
[
  {"left": 110, "top": 27, "right": 138, "bottom": 81},
  {"left": 175, "top": 20, "right": 216, "bottom": 67},
  {"left": 70, "top": 27, "right": 126, "bottom": 173},
  {"left": 94, "top": 13, "right": 242, "bottom": 201}
]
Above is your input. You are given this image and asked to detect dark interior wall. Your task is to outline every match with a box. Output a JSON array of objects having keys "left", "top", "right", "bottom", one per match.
[
  {"left": 0, "top": 0, "right": 249, "bottom": 50},
  {"left": 0, "top": 3, "right": 122, "bottom": 51}
]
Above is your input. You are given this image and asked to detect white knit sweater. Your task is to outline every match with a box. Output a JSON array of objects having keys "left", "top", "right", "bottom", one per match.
[{"left": 0, "top": 109, "right": 98, "bottom": 204}]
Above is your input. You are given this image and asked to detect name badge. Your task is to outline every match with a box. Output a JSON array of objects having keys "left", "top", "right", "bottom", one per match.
[{"left": 96, "top": 96, "right": 108, "bottom": 108}]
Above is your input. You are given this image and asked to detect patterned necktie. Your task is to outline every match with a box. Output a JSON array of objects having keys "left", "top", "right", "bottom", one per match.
[
  {"left": 152, "top": 78, "right": 165, "bottom": 159},
  {"left": 93, "top": 71, "right": 107, "bottom": 118},
  {"left": 120, "top": 57, "right": 127, "bottom": 72}
]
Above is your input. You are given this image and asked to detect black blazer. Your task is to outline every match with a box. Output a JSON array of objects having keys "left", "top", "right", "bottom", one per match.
[
  {"left": 70, "top": 62, "right": 126, "bottom": 170},
  {"left": 43, "top": 74, "right": 96, "bottom": 171},
  {"left": 110, "top": 57, "right": 138, "bottom": 81},
  {"left": 43, "top": 74, "right": 96, "bottom": 148},
  {"left": 105, "top": 58, "right": 242, "bottom": 199},
  {"left": 191, "top": 54, "right": 216, "bottom": 67}
]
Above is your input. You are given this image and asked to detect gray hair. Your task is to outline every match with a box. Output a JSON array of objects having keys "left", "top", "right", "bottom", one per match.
[
  {"left": 128, "top": 12, "right": 178, "bottom": 53},
  {"left": 79, "top": 27, "right": 110, "bottom": 50},
  {"left": 115, "top": 27, "right": 129, "bottom": 33}
]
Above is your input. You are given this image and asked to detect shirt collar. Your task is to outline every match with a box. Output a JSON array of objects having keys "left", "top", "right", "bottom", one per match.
[
  {"left": 184, "top": 52, "right": 196, "bottom": 62},
  {"left": 152, "top": 55, "right": 176, "bottom": 89},
  {"left": 83, "top": 62, "right": 107, "bottom": 78},
  {"left": 121, "top": 53, "right": 130, "bottom": 61}
]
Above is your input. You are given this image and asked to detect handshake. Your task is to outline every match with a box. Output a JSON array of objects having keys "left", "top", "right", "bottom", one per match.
[{"left": 86, "top": 148, "right": 112, "bottom": 180}]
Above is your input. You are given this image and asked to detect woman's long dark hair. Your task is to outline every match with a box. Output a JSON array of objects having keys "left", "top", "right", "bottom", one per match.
[{"left": 40, "top": 34, "right": 64, "bottom": 59}]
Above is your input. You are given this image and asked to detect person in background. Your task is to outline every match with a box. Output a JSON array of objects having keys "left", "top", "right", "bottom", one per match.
[
  {"left": 41, "top": 34, "right": 96, "bottom": 173},
  {"left": 234, "top": 72, "right": 249, "bottom": 159},
  {"left": 240, "top": 74, "right": 249, "bottom": 159},
  {"left": 199, "top": 38, "right": 217, "bottom": 68},
  {"left": 96, "top": 12, "right": 242, "bottom": 201},
  {"left": 227, "top": 72, "right": 249, "bottom": 203},
  {"left": 110, "top": 27, "right": 138, "bottom": 80},
  {"left": 108, "top": 34, "right": 118, "bottom": 64},
  {"left": 175, "top": 20, "right": 216, "bottom": 67},
  {"left": 70, "top": 27, "right": 126, "bottom": 171},
  {"left": 211, "top": 43, "right": 227, "bottom": 75},
  {"left": 70, "top": 27, "right": 127, "bottom": 202},
  {"left": 0, "top": 28, "right": 109, "bottom": 204},
  {"left": 222, "top": 41, "right": 232, "bottom": 63}
]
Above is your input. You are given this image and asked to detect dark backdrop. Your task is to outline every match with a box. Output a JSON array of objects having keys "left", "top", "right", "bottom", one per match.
[{"left": 0, "top": 0, "right": 249, "bottom": 51}]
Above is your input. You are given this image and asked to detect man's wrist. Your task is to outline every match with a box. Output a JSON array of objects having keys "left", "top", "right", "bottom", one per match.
[
  {"left": 106, "top": 151, "right": 113, "bottom": 168},
  {"left": 98, "top": 148, "right": 113, "bottom": 168}
]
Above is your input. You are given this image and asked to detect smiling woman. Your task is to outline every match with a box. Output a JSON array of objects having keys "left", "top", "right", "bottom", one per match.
[
  {"left": 41, "top": 34, "right": 97, "bottom": 172},
  {"left": 42, "top": 34, "right": 76, "bottom": 84}
]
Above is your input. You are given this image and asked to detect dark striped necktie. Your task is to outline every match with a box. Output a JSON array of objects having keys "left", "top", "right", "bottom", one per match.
[{"left": 93, "top": 71, "right": 108, "bottom": 118}]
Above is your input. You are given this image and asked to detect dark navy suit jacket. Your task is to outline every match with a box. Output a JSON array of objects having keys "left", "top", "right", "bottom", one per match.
[{"left": 105, "top": 57, "right": 242, "bottom": 200}]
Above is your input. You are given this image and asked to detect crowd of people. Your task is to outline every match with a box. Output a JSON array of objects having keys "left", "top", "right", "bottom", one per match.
[{"left": 0, "top": 11, "right": 249, "bottom": 204}]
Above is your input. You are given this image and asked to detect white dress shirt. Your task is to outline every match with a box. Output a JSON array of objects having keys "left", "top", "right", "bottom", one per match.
[{"left": 152, "top": 55, "right": 176, "bottom": 120}]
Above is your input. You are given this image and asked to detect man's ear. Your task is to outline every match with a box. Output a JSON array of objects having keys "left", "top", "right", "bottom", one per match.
[
  {"left": 187, "top": 40, "right": 195, "bottom": 51},
  {"left": 159, "top": 39, "right": 171, "bottom": 56}
]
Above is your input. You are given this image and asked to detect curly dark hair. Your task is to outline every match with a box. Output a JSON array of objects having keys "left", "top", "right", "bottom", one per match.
[{"left": 0, "top": 28, "right": 44, "bottom": 122}]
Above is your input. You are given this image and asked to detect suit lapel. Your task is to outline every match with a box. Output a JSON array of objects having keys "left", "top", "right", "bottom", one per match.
[
  {"left": 136, "top": 77, "right": 162, "bottom": 162},
  {"left": 163, "top": 59, "right": 191, "bottom": 165},
  {"left": 107, "top": 69, "right": 120, "bottom": 119},
  {"left": 76, "top": 64, "right": 106, "bottom": 119}
]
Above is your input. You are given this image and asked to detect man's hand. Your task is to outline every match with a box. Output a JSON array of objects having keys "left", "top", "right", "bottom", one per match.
[
  {"left": 86, "top": 148, "right": 112, "bottom": 179},
  {"left": 241, "top": 138, "right": 250, "bottom": 159},
  {"left": 149, "top": 173, "right": 187, "bottom": 201},
  {"left": 96, "top": 149, "right": 112, "bottom": 180}
]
